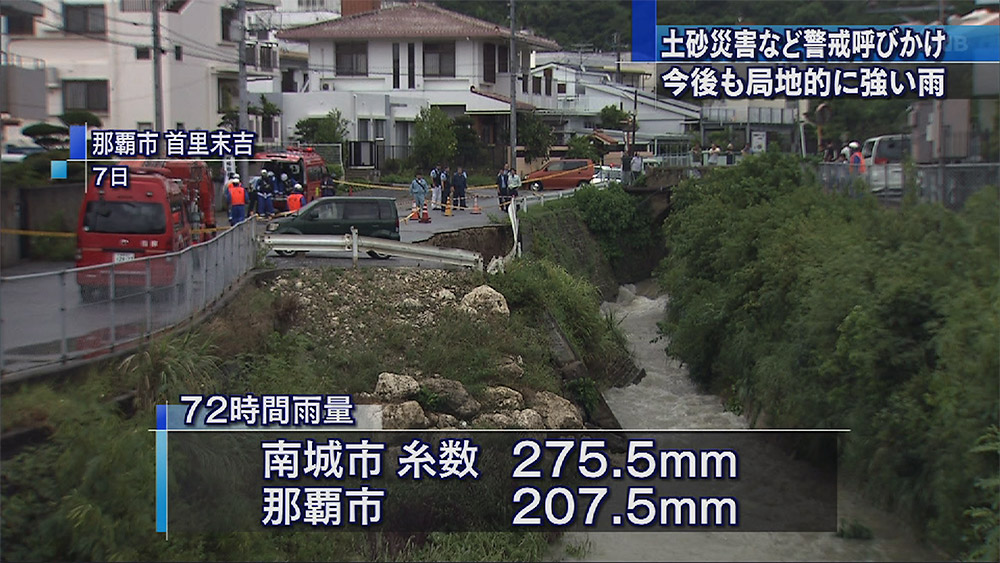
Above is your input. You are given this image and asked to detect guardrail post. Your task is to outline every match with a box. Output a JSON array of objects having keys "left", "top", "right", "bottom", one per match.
[
  {"left": 351, "top": 226, "right": 359, "bottom": 268},
  {"left": 59, "top": 270, "right": 67, "bottom": 363},
  {"left": 145, "top": 258, "right": 152, "bottom": 340},
  {"left": 109, "top": 261, "right": 116, "bottom": 351}
]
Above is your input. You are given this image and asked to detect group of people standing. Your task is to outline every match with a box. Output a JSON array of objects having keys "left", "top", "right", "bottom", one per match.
[
  {"left": 495, "top": 164, "right": 521, "bottom": 211},
  {"left": 410, "top": 165, "right": 469, "bottom": 212},
  {"left": 822, "top": 141, "right": 867, "bottom": 173},
  {"left": 226, "top": 169, "right": 340, "bottom": 225}
]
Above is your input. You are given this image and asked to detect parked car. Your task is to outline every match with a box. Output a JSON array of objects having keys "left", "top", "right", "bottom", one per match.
[
  {"left": 525, "top": 159, "right": 595, "bottom": 191},
  {"left": 862, "top": 134, "right": 911, "bottom": 195},
  {"left": 591, "top": 165, "right": 623, "bottom": 187},
  {"left": 265, "top": 196, "right": 399, "bottom": 258}
]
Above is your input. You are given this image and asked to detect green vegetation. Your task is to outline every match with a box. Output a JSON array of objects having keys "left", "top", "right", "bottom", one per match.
[
  {"left": 516, "top": 111, "right": 554, "bottom": 164},
  {"left": 413, "top": 107, "right": 458, "bottom": 169},
  {"left": 564, "top": 135, "right": 599, "bottom": 162},
  {"left": 28, "top": 213, "right": 76, "bottom": 261},
  {"left": 293, "top": 108, "right": 349, "bottom": 145},
  {"left": 598, "top": 105, "right": 631, "bottom": 131},
  {"left": 1, "top": 149, "right": 87, "bottom": 187},
  {"left": 2, "top": 264, "right": 635, "bottom": 560},
  {"left": 658, "top": 151, "right": 998, "bottom": 556}
]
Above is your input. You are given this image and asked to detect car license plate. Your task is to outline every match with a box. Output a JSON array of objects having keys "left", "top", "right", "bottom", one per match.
[{"left": 113, "top": 252, "right": 135, "bottom": 263}]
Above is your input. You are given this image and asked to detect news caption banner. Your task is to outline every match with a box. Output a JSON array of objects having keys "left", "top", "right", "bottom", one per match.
[
  {"left": 51, "top": 126, "right": 257, "bottom": 188},
  {"left": 154, "top": 395, "right": 841, "bottom": 535},
  {"left": 630, "top": 0, "right": 1000, "bottom": 99}
]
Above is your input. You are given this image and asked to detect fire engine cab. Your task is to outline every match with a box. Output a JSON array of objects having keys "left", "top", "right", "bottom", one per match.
[{"left": 252, "top": 146, "right": 328, "bottom": 211}]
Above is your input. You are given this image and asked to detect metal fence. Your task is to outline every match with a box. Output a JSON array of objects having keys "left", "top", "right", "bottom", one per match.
[
  {"left": 0, "top": 220, "right": 258, "bottom": 381},
  {"left": 815, "top": 163, "right": 1000, "bottom": 209}
]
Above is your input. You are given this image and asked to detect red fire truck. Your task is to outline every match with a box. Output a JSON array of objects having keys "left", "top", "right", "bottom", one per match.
[
  {"left": 75, "top": 169, "right": 193, "bottom": 303},
  {"left": 125, "top": 160, "right": 215, "bottom": 241},
  {"left": 252, "top": 146, "right": 328, "bottom": 211}
]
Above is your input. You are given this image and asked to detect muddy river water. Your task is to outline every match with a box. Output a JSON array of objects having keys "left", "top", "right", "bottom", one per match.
[{"left": 552, "top": 281, "right": 945, "bottom": 562}]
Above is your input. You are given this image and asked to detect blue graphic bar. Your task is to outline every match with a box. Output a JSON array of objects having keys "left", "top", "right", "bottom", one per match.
[
  {"left": 632, "top": 0, "right": 657, "bottom": 62},
  {"left": 50, "top": 160, "right": 67, "bottom": 180},
  {"left": 69, "top": 125, "right": 87, "bottom": 160},
  {"left": 653, "top": 25, "right": 1000, "bottom": 63},
  {"left": 156, "top": 404, "right": 168, "bottom": 533}
]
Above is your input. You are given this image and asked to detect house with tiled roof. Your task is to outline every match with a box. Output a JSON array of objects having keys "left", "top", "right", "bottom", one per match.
[{"left": 271, "top": 1, "right": 560, "bottom": 166}]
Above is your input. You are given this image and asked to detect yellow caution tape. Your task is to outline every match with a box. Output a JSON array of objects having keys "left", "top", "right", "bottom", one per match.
[{"left": 0, "top": 228, "right": 76, "bottom": 238}]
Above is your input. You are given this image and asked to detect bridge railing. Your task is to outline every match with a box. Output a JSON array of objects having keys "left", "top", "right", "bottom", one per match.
[
  {"left": 0, "top": 220, "right": 257, "bottom": 382},
  {"left": 815, "top": 162, "right": 1000, "bottom": 209}
]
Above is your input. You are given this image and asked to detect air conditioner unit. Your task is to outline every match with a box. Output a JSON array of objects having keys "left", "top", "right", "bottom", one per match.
[{"left": 46, "top": 67, "right": 60, "bottom": 87}]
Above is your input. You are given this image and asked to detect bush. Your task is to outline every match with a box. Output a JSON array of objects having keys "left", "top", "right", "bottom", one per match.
[{"left": 658, "top": 151, "right": 999, "bottom": 555}]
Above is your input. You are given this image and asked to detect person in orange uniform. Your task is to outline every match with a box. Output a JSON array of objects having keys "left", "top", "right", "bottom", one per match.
[
  {"left": 287, "top": 183, "right": 306, "bottom": 213},
  {"left": 226, "top": 180, "right": 247, "bottom": 226},
  {"left": 848, "top": 141, "right": 866, "bottom": 175}
]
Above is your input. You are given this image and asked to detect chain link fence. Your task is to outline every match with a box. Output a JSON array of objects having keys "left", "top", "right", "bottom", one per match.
[
  {"left": 815, "top": 163, "right": 1000, "bottom": 209},
  {"left": 0, "top": 220, "right": 258, "bottom": 381}
]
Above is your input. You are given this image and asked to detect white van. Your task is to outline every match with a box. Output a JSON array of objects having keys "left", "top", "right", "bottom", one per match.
[{"left": 861, "top": 134, "right": 911, "bottom": 195}]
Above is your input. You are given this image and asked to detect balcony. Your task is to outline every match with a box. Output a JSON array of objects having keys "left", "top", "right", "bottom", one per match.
[{"left": 0, "top": 52, "right": 47, "bottom": 121}]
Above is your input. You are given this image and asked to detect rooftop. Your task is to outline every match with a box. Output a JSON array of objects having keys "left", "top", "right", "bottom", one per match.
[{"left": 278, "top": 2, "right": 559, "bottom": 51}]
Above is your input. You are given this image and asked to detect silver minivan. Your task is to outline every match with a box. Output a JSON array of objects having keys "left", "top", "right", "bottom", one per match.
[{"left": 861, "top": 134, "right": 911, "bottom": 195}]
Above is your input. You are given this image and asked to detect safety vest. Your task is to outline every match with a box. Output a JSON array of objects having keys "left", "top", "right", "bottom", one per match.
[
  {"left": 228, "top": 185, "right": 246, "bottom": 206},
  {"left": 287, "top": 193, "right": 305, "bottom": 211},
  {"left": 850, "top": 151, "right": 866, "bottom": 174}
]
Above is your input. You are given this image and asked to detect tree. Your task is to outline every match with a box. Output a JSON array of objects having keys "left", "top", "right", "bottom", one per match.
[
  {"left": 22, "top": 122, "right": 70, "bottom": 150},
  {"left": 293, "top": 108, "right": 349, "bottom": 144},
  {"left": 517, "top": 111, "right": 553, "bottom": 163},
  {"left": 565, "top": 134, "right": 599, "bottom": 162},
  {"left": 412, "top": 106, "right": 456, "bottom": 168},
  {"left": 598, "top": 105, "right": 631, "bottom": 130},
  {"left": 58, "top": 111, "right": 102, "bottom": 127},
  {"left": 451, "top": 115, "right": 483, "bottom": 167}
]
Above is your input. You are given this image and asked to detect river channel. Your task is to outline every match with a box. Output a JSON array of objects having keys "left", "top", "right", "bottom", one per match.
[{"left": 552, "top": 281, "right": 945, "bottom": 562}]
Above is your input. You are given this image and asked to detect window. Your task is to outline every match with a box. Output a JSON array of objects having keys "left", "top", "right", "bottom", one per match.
[
  {"left": 221, "top": 7, "right": 236, "bottom": 42},
  {"left": 357, "top": 118, "right": 370, "bottom": 141},
  {"left": 336, "top": 43, "right": 367, "bottom": 76},
  {"left": 260, "top": 45, "right": 275, "bottom": 70},
  {"left": 136, "top": 46, "right": 151, "bottom": 60},
  {"left": 343, "top": 201, "right": 380, "bottom": 220},
  {"left": 373, "top": 119, "right": 386, "bottom": 140},
  {"left": 498, "top": 44, "right": 509, "bottom": 73},
  {"left": 522, "top": 72, "right": 529, "bottom": 94},
  {"left": 298, "top": 0, "right": 327, "bottom": 8},
  {"left": 483, "top": 43, "right": 496, "bottom": 83},
  {"left": 176, "top": 122, "right": 185, "bottom": 130},
  {"left": 557, "top": 82, "right": 566, "bottom": 94},
  {"left": 218, "top": 77, "right": 238, "bottom": 112},
  {"left": 532, "top": 76, "right": 542, "bottom": 95},
  {"left": 544, "top": 68, "right": 553, "bottom": 96},
  {"left": 6, "top": 12, "right": 34, "bottom": 35},
  {"left": 392, "top": 43, "right": 400, "bottom": 89},
  {"left": 137, "top": 122, "right": 153, "bottom": 131},
  {"left": 407, "top": 43, "right": 415, "bottom": 88},
  {"left": 63, "top": 80, "right": 108, "bottom": 112},
  {"left": 64, "top": 4, "right": 106, "bottom": 34},
  {"left": 174, "top": 45, "right": 183, "bottom": 61},
  {"left": 84, "top": 201, "right": 166, "bottom": 234},
  {"left": 423, "top": 42, "right": 455, "bottom": 77}
]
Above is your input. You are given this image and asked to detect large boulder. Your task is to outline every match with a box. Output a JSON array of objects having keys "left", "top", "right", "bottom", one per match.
[
  {"left": 512, "top": 408, "right": 545, "bottom": 429},
  {"left": 531, "top": 391, "right": 584, "bottom": 429},
  {"left": 382, "top": 401, "right": 430, "bottom": 429},
  {"left": 460, "top": 285, "right": 510, "bottom": 318},
  {"left": 374, "top": 372, "right": 420, "bottom": 402},
  {"left": 427, "top": 412, "right": 460, "bottom": 429},
  {"left": 473, "top": 412, "right": 516, "bottom": 428},
  {"left": 483, "top": 386, "right": 524, "bottom": 411},
  {"left": 421, "top": 377, "right": 481, "bottom": 419}
]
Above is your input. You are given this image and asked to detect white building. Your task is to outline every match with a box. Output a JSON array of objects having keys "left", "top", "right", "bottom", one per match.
[
  {"left": 5, "top": 0, "right": 279, "bottom": 137},
  {"left": 275, "top": 1, "right": 558, "bottom": 167}
]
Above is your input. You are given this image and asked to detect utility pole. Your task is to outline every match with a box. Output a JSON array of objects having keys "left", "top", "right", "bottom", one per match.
[
  {"left": 613, "top": 32, "right": 621, "bottom": 84},
  {"left": 936, "top": 0, "right": 945, "bottom": 196},
  {"left": 631, "top": 87, "right": 637, "bottom": 154},
  {"left": 237, "top": 0, "right": 249, "bottom": 182},
  {"left": 151, "top": 0, "right": 164, "bottom": 134},
  {"left": 509, "top": 0, "right": 516, "bottom": 169}
]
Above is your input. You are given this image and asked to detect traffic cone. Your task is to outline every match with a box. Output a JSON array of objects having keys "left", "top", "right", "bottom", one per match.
[
  {"left": 408, "top": 202, "right": 419, "bottom": 220},
  {"left": 470, "top": 195, "right": 482, "bottom": 214},
  {"left": 419, "top": 202, "right": 432, "bottom": 223},
  {"left": 444, "top": 195, "right": 453, "bottom": 216}
]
